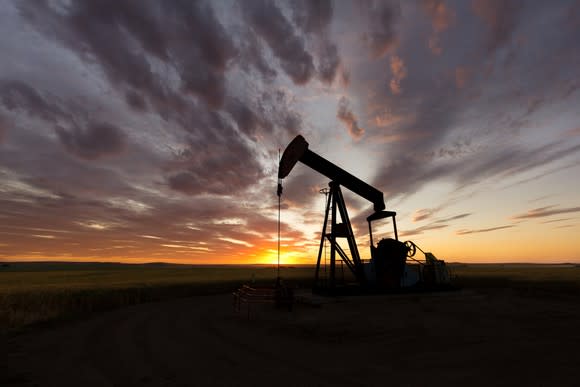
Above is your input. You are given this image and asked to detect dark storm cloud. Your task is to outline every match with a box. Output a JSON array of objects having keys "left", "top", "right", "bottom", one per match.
[
  {"left": 10, "top": 0, "right": 308, "bottom": 205},
  {"left": 15, "top": 0, "right": 306, "bottom": 189},
  {"left": 165, "top": 112, "right": 264, "bottom": 196},
  {"left": 15, "top": 0, "right": 306, "bottom": 135},
  {"left": 225, "top": 97, "right": 262, "bottom": 139},
  {"left": 258, "top": 89, "right": 303, "bottom": 138},
  {"left": 291, "top": 0, "right": 341, "bottom": 85},
  {"left": 472, "top": 0, "right": 522, "bottom": 54},
  {"left": 292, "top": 0, "right": 333, "bottom": 34},
  {"left": 0, "top": 132, "right": 146, "bottom": 208},
  {"left": 55, "top": 122, "right": 127, "bottom": 160},
  {"left": 0, "top": 80, "right": 66, "bottom": 122},
  {"left": 166, "top": 1, "right": 237, "bottom": 108},
  {"left": 18, "top": 0, "right": 236, "bottom": 110},
  {"left": 316, "top": 40, "right": 341, "bottom": 85},
  {"left": 456, "top": 225, "right": 515, "bottom": 235},
  {"left": 1, "top": 0, "right": 313, "bottom": 262},
  {"left": 17, "top": 1, "right": 172, "bottom": 113},
  {"left": 511, "top": 206, "right": 580, "bottom": 220},
  {"left": 0, "top": 80, "right": 128, "bottom": 161},
  {"left": 337, "top": 97, "right": 364, "bottom": 140},
  {"left": 243, "top": 0, "right": 315, "bottom": 85},
  {"left": 366, "top": 1, "right": 400, "bottom": 58},
  {"left": 125, "top": 90, "right": 147, "bottom": 112},
  {"left": 236, "top": 27, "right": 278, "bottom": 81},
  {"left": 3, "top": 0, "right": 579, "bottom": 263},
  {"left": 0, "top": 114, "right": 6, "bottom": 143},
  {"left": 162, "top": 1, "right": 236, "bottom": 72}
]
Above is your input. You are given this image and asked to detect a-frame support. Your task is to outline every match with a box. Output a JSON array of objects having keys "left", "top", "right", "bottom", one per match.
[{"left": 314, "top": 181, "right": 365, "bottom": 290}]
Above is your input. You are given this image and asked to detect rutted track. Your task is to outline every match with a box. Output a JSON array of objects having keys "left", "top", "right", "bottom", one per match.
[{"left": 2, "top": 289, "right": 580, "bottom": 386}]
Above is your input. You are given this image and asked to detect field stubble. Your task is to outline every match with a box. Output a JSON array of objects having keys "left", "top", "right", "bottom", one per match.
[
  {"left": 0, "top": 263, "right": 312, "bottom": 332},
  {"left": 0, "top": 262, "right": 579, "bottom": 332}
]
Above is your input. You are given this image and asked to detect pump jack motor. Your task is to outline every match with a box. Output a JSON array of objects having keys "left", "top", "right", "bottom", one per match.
[{"left": 278, "top": 135, "right": 452, "bottom": 293}]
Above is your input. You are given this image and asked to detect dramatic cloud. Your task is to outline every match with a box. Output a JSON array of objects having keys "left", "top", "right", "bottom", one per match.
[
  {"left": 422, "top": 0, "right": 456, "bottom": 55},
  {"left": 337, "top": 96, "right": 364, "bottom": 140},
  {"left": 366, "top": 1, "right": 400, "bottom": 58},
  {"left": 1, "top": 0, "right": 579, "bottom": 263},
  {"left": 55, "top": 122, "right": 127, "bottom": 160},
  {"left": 292, "top": 0, "right": 333, "bottom": 34},
  {"left": 316, "top": 41, "right": 341, "bottom": 85},
  {"left": 243, "top": 0, "right": 315, "bottom": 85},
  {"left": 0, "top": 80, "right": 65, "bottom": 122},
  {"left": 511, "top": 206, "right": 580, "bottom": 220},
  {"left": 472, "top": 0, "right": 522, "bottom": 53},
  {"left": 291, "top": 0, "right": 341, "bottom": 85},
  {"left": 389, "top": 55, "right": 407, "bottom": 94},
  {"left": 18, "top": 0, "right": 236, "bottom": 110},
  {"left": 165, "top": 117, "right": 265, "bottom": 196},
  {"left": 236, "top": 28, "right": 278, "bottom": 81}
]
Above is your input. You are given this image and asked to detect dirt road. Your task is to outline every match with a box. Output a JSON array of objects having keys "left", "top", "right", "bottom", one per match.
[{"left": 2, "top": 288, "right": 580, "bottom": 386}]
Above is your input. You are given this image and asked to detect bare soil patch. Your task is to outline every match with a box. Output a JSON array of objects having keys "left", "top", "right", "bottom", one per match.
[{"left": 2, "top": 282, "right": 579, "bottom": 386}]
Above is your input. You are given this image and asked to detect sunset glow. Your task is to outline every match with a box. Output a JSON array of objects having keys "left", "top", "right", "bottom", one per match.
[{"left": 0, "top": 1, "right": 579, "bottom": 264}]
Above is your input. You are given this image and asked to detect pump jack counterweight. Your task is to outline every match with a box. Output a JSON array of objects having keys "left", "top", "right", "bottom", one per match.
[{"left": 277, "top": 135, "right": 453, "bottom": 294}]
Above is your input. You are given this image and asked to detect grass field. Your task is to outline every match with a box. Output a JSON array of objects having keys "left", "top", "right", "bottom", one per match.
[
  {"left": 0, "top": 262, "right": 312, "bottom": 332},
  {"left": 0, "top": 261, "right": 579, "bottom": 332}
]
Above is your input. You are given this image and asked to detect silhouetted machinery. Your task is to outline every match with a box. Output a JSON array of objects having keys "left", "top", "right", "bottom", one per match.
[{"left": 278, "top": 135, "right": 451, "bottom": 293}]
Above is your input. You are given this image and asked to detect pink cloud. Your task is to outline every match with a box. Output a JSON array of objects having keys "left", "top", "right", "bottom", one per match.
[
  {"left": 337, "top": 96, "right": 365, "bottom": 141},
  {"left": 389, "top": 55, "right": 407, "bottom": 95},
  {"left": 422, "top": 0, "right": 456, "bottom": 55}
]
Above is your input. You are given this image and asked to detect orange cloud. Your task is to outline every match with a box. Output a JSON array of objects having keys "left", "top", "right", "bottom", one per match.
[
  {"left": 389, "top": 55, "right": 407, "bottom": 95},
  {"left": 337, "top": 96, "right": 365, "bottom": 140},
  {"left": 412, "top": 208, "right": 434, "bottom": 222},
  {"left": 423, "top": 0, "right": 456, "bottom": 32},
  {"left": 422, "top": 0, "right": 456, "bottom": 55}
]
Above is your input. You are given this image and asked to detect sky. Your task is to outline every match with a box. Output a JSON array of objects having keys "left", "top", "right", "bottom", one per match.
[{"left": 0, "top": 0, "right": 579, "bottom": 265}]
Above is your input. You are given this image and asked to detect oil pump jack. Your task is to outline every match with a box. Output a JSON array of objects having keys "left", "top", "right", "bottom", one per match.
[{"left": 277, "top": 135, "right": 451, "bottom": 293}]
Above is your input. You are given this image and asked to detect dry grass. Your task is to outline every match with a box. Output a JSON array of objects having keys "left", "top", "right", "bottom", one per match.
[
  {"left": 0, "top": 262, "right": 311, "bottom": 332},
  {"left": 1, "top": 262, "right": 578, "bottom": 332}
]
